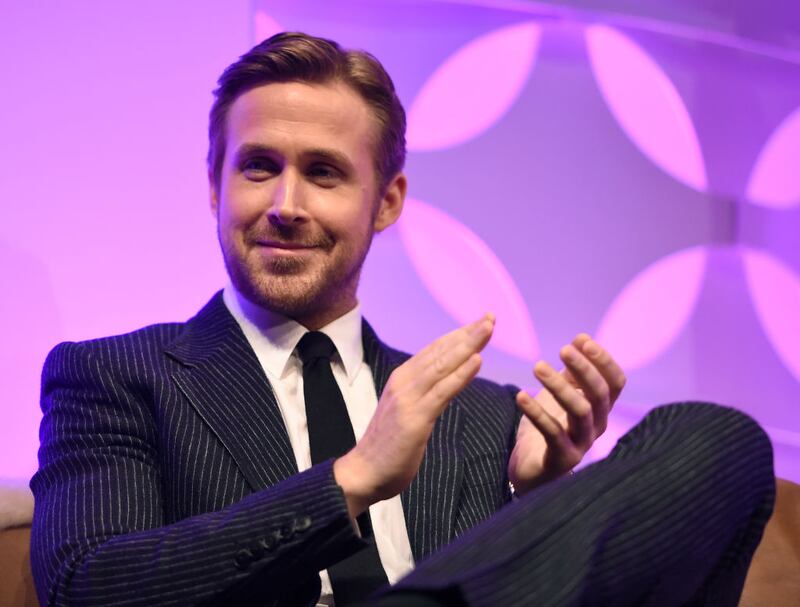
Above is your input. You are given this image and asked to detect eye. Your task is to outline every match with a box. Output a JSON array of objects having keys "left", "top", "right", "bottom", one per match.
[
  {"left": 241, "top": 157, "right": 279, "bottom": 180},
  {"left": 307, "top": 163, "right": 342, "bottom": 186}
]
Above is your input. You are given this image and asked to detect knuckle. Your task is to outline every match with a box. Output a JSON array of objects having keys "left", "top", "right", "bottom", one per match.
[
  {"left": 548, "top": 373, "right": 566, "bottom": 392},
  {"left": 430, "top": 384, "right": 448, "bottom": 403},
  {"left": 556, "top": 431, "right": 575, "bottom": 451},
  {"left": 387, "top": 366, "right": 405, "bottom": 385},
  {"left": 573, "top": 399, "right": 592, "bottom": 418},
  {"left": 528, "top": 404, "right": 546, "bottom": 422},
  {"left": 573, "top": 351, "right": 590, "bottom": 369},
  {"left": 433, "top": 354, "right": 447, "bottom": 375},
  {"left": 383, "top": 382, "right": 404, "bottom": 404},
  {"left": 384, "top": 378, "right": 398, "bottom": 395},
  {"left": 596, "top": 384, "right": 611, "bottom": 405}
]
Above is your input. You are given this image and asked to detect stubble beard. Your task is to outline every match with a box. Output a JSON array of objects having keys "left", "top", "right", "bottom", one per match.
[{"left": 220, "top": 223, "right": 373, "bottom": 323}]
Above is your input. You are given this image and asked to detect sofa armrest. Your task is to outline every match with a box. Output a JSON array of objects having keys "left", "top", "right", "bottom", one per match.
[{"left": 739, "top": 478, "right": 800, "bottom": 606}]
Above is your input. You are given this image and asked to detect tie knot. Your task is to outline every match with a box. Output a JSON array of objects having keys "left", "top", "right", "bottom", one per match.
[{"left": 296, "top": 331, "right": 337, "bottom": 365}]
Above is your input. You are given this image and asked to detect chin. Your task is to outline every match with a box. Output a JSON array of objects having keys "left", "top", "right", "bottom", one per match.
[
  {"left": 223, "top": 245, "right": 364, "bottom": 323},
  {"left": 235, "top": 266, "right": 348, "bottom": 321},
  {"left": 242, "top": 274, "right": 320, "bottom": 316}
]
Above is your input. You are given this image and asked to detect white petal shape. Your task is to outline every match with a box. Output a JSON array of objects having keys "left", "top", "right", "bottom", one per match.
[
  {"left": 254, "top": 10, "right": 283, "bottom": 42},
  {"left": 596, "top": 246, "right": 708, "bottom": 370},
  {"left": 398, "top": 198, "right": 539, "bottom": 360},
  {"left": 742, "top": 247, "right": 800, "bottom": 381},
  {"left": 586, "top": 25, "right": 708, "bottom": 192},
  {"left": 746, "top": 106, "right": 800, "bottom": 209},
  {"left": 406, "top": 22, "right": 541, "bottom": 151}
]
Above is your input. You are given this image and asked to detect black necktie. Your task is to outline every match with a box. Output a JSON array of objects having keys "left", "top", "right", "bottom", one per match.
[{"left": 297, "top": 331, "right": 390, "bottom": 605}]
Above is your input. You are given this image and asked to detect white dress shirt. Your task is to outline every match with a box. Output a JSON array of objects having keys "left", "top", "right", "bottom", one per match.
[{"left": 223, "top": 285, "right": 415, "bottom": 605}]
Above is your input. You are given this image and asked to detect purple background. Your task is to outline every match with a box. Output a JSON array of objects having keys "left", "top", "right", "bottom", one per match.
[{"left": 1, "top": 0, "right": 798, "bottom": 483}]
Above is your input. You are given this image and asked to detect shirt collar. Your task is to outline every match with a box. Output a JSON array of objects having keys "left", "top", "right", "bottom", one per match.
[{"left": 222, "top": 283, "right": 364, "bottom": 384}]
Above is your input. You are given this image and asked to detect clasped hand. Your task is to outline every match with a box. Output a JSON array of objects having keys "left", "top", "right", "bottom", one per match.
[{"left": 334, "top": 317, "right": 625, "bottom": 517}]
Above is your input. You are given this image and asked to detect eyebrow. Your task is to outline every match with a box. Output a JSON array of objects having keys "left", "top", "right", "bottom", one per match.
[
  {"left": 304, "top": 148, "right": 355, "bottom": 173},
  {"left": 233, "top": 143, "right": 355, "bottom": 174}
]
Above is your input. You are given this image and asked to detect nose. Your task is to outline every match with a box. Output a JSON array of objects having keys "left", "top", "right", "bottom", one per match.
[{"left": 267, "top": 169, "right": 308, "bottom": 226}]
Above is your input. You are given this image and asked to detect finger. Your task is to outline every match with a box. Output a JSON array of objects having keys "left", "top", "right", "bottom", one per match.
[
  {"left": 560, "top": 344, "right": 611, "bottom": 432},
  {"left": 534, "top": 361, "right": 594, "bottom": 447},
  {"left": 571, "top": 333, "right": 592, "bottom": 350},
  {"left": 422, "top": 353, "right": 483, "bottom": 417},
  {"left": 414, "top": 315, "right": 494, "bottom": 367},
  {"left": 515, "top": 390, "right": 574, "bottom": 456},
  {"left": 576, "top": 336, "right": 627, "bottom": 402},
  {"left": 410, "top": 315, "right": 494, "bottom": 390},
  {"left": 416, "top": 314, "right": 494, "bottom": 357},
  {"left": 562, "top": 333, "right": 590, "bottom": 385}
]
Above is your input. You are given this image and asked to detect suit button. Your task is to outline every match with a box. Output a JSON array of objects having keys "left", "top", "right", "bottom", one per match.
[
  {"left": 294, "top": 516, "right": 312, "bottom": 533},
  {"left": 280, "top": 522, "right": 295, "bottom": 540},
  {"left": 234, "top": 548, "right": 253, "bottom": 570},
  {"left": 250, "top": 542, "right": 265, "bottom": 559},
  {"left": 258, "top": 535, "right": 277, "bottom": 552}
]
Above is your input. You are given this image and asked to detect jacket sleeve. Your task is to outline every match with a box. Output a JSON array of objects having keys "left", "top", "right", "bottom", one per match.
[{"left": 30, "top": 340, "right": 365, "bottom": 607}]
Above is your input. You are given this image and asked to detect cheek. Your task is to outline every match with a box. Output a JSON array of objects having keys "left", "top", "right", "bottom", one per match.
[
  {"left": 331, "top": 194, "right": 378, "bottom": 234},
  {"left": 218, "top": 186, "right": 263, "bottom": 232},
  {"left": 216, "top": 209, "right": 254, "bottom": 256}
]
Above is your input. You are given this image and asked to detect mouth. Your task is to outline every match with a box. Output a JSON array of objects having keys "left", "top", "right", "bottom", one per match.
[{"left": 257, "top": 240, "right": 319, "bottom": 251}]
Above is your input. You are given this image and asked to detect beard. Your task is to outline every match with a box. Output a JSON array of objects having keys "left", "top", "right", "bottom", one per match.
[{"left": 219, "top": 220, "right": 373, "bottom": 323}]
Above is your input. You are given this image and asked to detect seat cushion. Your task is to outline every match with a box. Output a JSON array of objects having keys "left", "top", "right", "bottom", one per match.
[
  {"left": 739, "top": 478, "right": 800, "bottom": 606},
  {"left": 0, "top": 525, "right": 38, "bottom": 607}
]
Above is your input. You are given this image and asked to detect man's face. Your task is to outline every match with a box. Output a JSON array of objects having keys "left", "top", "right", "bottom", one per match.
[{"left": 211, "top": 80, "right": 405, "bottom": 329}]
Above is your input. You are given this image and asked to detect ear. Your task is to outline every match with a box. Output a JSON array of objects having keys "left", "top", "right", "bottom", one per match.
[
  {"left": 374, "top": 172, "right": 407, "bottom": 232},
  {"left": 208, "top": 168, "right": 220, "bottom": 218}
]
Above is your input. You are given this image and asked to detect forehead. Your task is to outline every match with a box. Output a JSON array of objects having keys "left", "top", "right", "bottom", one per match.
[{"left": 225, "top": 80, "right": 379, "bottom": 162}]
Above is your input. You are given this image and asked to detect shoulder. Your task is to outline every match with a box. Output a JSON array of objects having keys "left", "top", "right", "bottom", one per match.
[
  {"left": 40, "top": 323, "right": 188, "bottom": 406},
  {"left": 45, "top": 321, "right": 186, "bottom": 369},
  {"left": 44, "top": 291, "right": 226, "bottom": 370}
]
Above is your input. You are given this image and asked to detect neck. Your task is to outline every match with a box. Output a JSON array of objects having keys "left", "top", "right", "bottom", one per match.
[
  {"left": 228, "top": 283, "right": 359, "bottom": 333},
  {"left": 291, "top": 298, "right": 359, "bottom": 331}
]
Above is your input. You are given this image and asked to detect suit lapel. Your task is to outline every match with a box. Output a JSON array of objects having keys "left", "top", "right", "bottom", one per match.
[
  {"left": 362, "top": 321, "right": 464, "bottom": 561},
  {"left": 163, "top": 299, "right": 464, "bottom": 556},
  {"left": 165, "top": 292, "right": 297, "bottom": 491}
]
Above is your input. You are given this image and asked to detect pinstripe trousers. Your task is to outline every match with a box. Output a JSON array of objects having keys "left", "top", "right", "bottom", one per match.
[{"left": 370, "top": 402, "right": 775, "bottom": 606}]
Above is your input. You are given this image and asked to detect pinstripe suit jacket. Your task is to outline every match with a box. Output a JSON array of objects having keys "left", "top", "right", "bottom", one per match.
[{"left": 31, "top": 292, "right": 519, "bottom": 607}]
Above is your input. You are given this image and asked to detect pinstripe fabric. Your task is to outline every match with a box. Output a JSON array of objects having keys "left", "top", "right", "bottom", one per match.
[
  {"left": 388, "top": 403, "right": 775, "bottom": 607},
  {"left": 363, "top": 326, "right": 518, "bottom": 560},
  {"left": 31, "top": 292, "right": 519, "bottom": 606}
]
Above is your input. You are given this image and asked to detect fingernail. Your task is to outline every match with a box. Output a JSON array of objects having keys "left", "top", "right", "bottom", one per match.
[
  {"left": 535, "top": 362, "right": 551, "bottom": 377},
  {"left": 471, "top": 319, "right": 489, "bottom": 334},
  {"left": 584, "top": 341, "right": 600, "bottom": 357}
]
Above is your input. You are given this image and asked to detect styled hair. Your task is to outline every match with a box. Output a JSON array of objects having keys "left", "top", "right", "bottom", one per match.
[{"left": 208, "top": 32, "right": 406, "bottom": 192}]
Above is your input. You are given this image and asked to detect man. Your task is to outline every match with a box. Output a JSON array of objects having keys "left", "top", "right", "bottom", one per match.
[{"left": 31, "top": 32, "right": 774, "bottom": 607}]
